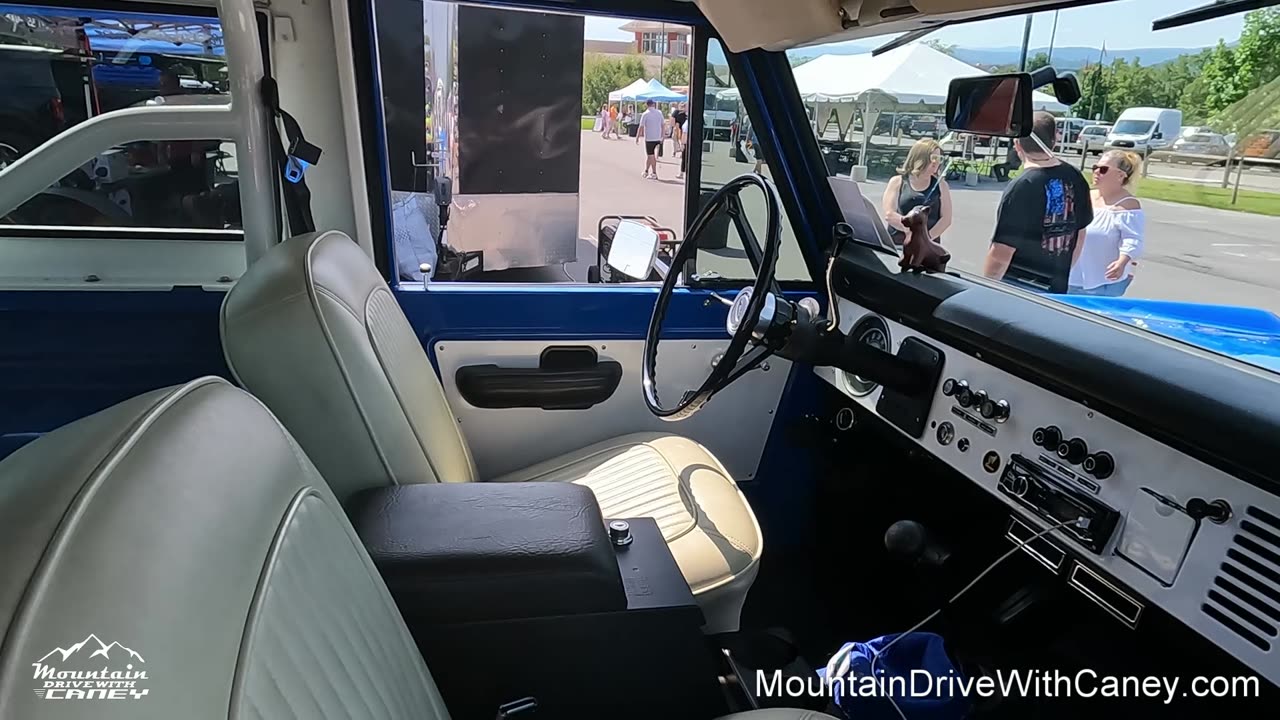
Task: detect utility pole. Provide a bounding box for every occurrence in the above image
[659,22,665,81]
[1018,15,1033,71]
[1047,10,1060,64]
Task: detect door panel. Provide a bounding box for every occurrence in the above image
[435,338,791,481]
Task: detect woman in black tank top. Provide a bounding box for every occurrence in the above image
[881,138,953,246]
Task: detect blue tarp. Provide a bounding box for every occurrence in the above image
[634,78,686,102]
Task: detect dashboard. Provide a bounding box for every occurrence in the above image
[815,296,1280,688]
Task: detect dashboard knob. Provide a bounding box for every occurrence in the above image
[1058,437,1089,464]
[1032,425,1061,450]
[955,381,972,407]
[942,378,958,396]
[973,389,989,409]
[1082,451,1114,479]
[980,398,1010,422]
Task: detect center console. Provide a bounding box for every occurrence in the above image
[346,482,729,720]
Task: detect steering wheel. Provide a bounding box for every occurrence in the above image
[643,173,785,420]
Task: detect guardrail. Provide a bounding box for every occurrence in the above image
[1076,140,1280,205]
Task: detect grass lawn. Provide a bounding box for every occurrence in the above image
[1127,176,1280,217]
[1010,167,1280,216]
[581,116,595,130]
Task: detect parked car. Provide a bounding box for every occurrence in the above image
[1078,124,1111,155]
[1054,117,1089,152]
[1171,132,1230,163]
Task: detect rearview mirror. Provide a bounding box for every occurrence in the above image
[945,74,1032,138]
[607,221,660,280]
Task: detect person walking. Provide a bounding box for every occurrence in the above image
[1068,150,1145,296]
[982,111,1093,294]
[608,105,620,139]
[881,138,952,247]
[636,99,665,179]
[671,102,688,156]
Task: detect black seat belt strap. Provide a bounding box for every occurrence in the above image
[260,77,321,236]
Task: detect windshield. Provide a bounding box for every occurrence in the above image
[1113,119,1155,134]
[783,2,1280,375]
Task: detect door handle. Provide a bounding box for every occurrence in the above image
[455,346,622,410]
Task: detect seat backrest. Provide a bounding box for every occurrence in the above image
[220,230,477,501]
[0,377,451,720]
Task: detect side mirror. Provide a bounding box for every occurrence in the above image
[945,74,1033,138]
[607,221,660,281]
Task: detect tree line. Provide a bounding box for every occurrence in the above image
[582,53,690,113]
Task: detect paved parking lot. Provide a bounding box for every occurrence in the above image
[568,130,1280,316]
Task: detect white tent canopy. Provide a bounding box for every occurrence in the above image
[720,43,1068,113]
[609,78,651,102]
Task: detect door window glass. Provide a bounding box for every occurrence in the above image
[374,1,692,284]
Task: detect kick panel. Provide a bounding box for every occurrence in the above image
[814,299,1280,689]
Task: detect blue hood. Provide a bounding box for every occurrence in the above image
[1049,295,1280,373]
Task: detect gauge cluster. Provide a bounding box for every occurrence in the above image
[814,303,1280,689]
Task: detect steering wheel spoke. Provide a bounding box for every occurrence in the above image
[720,343,775,388]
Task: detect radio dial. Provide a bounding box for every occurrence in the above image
[1008,472,1029,497]
[1058,437,1089,465]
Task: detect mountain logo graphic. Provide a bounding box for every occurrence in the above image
[37,635,145,664]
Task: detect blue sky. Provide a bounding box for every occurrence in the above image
[584,0,1245,50]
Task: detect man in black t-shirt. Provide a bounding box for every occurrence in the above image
[982,111,1093,293]
[671,103,688,155]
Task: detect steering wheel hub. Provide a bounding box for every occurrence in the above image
[726,287,776,340]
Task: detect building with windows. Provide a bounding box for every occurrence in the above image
[618,20,689,58]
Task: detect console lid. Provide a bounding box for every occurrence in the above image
[348,482,627,623]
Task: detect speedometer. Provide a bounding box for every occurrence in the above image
[843,315,891,396]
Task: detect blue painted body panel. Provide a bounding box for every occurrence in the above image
[0,288,231,459]
[1049,295,1280,372]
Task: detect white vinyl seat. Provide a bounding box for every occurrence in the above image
[0,378,831,720]
[219,230,763,633]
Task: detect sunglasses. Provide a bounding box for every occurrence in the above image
[1094,165,1126,176]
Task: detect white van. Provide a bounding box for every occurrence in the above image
[1106,107,1182,153]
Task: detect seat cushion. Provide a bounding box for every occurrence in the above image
[490,433,763,600]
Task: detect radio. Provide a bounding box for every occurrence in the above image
[997,455,1119,553]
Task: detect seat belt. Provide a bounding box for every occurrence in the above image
[260,77,321,236]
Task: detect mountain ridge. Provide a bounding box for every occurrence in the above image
[790,44,1212,70]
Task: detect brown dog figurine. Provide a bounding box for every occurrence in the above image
[899,205,950,273]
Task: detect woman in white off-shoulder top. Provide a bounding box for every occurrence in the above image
[1069,150,1146,297]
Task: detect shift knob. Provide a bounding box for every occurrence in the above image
[885,520,950,568]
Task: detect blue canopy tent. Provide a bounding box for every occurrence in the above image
[634,79,686,103]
